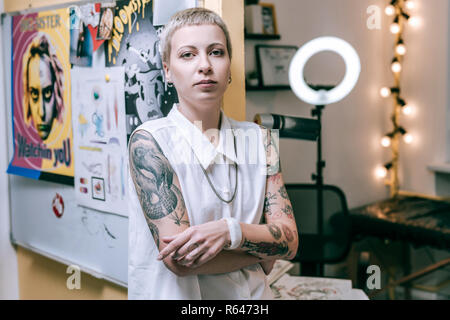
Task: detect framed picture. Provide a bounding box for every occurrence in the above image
[260,3,278,35]
[92,177,105,201]
[255,45,298,88]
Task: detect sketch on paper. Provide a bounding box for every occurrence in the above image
[71,67,128,216]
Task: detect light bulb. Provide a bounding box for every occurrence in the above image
[405,1,415,10]
[390,23,400,34]
[391,61,402,73]
[385,5,396,16]
[403,105,413,115]
[375,166,388,179]
[404,133,414,144]
[396,44,406,55]
[409,16,421,27]
[381,136,392,148]
[380,87,391,98]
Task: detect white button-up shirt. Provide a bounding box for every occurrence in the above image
[128,104,273,300]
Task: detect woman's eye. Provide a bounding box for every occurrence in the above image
[211,49,224,56]
[181,52,194,59]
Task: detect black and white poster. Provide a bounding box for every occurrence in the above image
[105,0,178,141]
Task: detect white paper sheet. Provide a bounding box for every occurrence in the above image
[71,67,128,216]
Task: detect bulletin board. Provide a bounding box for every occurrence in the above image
[2,0,197,287]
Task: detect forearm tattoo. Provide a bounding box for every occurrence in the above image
[242,239,289,257]
[129,131,180,221]
[281,204,295,220]
[263,192,277,215]
[148,221,160,248]
[267,223,282,240]
[278,185,289,200]
[282,224,295,242]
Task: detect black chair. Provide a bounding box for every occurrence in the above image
[285,183,352,277]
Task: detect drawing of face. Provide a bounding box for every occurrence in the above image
[27,55,56,140]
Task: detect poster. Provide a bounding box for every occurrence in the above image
[71,67,128,217]
[105,0,178,141]
[8,8,74,185]
[69,3,107,67]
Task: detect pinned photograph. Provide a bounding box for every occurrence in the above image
[97,7,114,40]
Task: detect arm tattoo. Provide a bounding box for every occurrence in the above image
[168,185,189,226]
[242,239,289,257]
[281,203,295,220]
[148,221,160,248]
[263,192,277,215]
[267,223,282,240]
[130,131,178,220]
[278,185,289,200]
[282,224,295,242]
[265,129,281,176]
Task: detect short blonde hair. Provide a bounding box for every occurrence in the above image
[159,7,232,64]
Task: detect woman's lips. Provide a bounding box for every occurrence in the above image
[195,80,217,88]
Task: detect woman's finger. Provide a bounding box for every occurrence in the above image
[190,241,223,268]
[161,235,177,243]
[157,231,191,260]
[178,242,205,266]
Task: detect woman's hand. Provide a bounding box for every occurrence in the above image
[157,219,230,268]
[260,259,276,275]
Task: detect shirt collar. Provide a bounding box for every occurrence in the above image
[167,104,237,169]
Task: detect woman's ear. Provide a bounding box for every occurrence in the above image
[163,62,171,83]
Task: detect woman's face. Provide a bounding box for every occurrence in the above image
[164,24,231,106]
[28,55,56,140]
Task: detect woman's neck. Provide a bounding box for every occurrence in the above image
[177,99,222,147]
[177,99,222,132]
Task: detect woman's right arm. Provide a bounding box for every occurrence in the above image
[129,130,191,276]
[129,129,262,276]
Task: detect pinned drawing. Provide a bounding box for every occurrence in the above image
[71,67,128,216]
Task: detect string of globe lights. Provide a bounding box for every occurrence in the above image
[376,0,420,198]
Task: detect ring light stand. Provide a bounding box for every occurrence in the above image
[289,37,361,276]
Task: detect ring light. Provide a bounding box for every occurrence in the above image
[289,37,361,105]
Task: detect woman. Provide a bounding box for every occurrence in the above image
[128,7,298,300]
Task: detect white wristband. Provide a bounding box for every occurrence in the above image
[222,217,242,250]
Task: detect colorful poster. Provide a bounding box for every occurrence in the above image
[71,67,128,216]
[69,3,106,67]
[8,8,74,185]
[105,0,178,141]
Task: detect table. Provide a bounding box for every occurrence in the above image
[349,195,450,298]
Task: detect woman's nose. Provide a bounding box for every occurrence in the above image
[198,53,212,74]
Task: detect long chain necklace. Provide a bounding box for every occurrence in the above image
[194,129,238,204]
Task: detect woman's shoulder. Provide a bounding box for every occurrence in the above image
[134,116,176,135]
[228,117,263,132]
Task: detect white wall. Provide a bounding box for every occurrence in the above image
[397,0,449,195]
[246,0,392,208]
[244,0,450,293]
[0,0,20,299]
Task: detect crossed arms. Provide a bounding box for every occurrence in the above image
[128,128,298,277]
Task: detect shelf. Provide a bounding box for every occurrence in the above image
[245,33,281,40]
[428,163,450,174]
